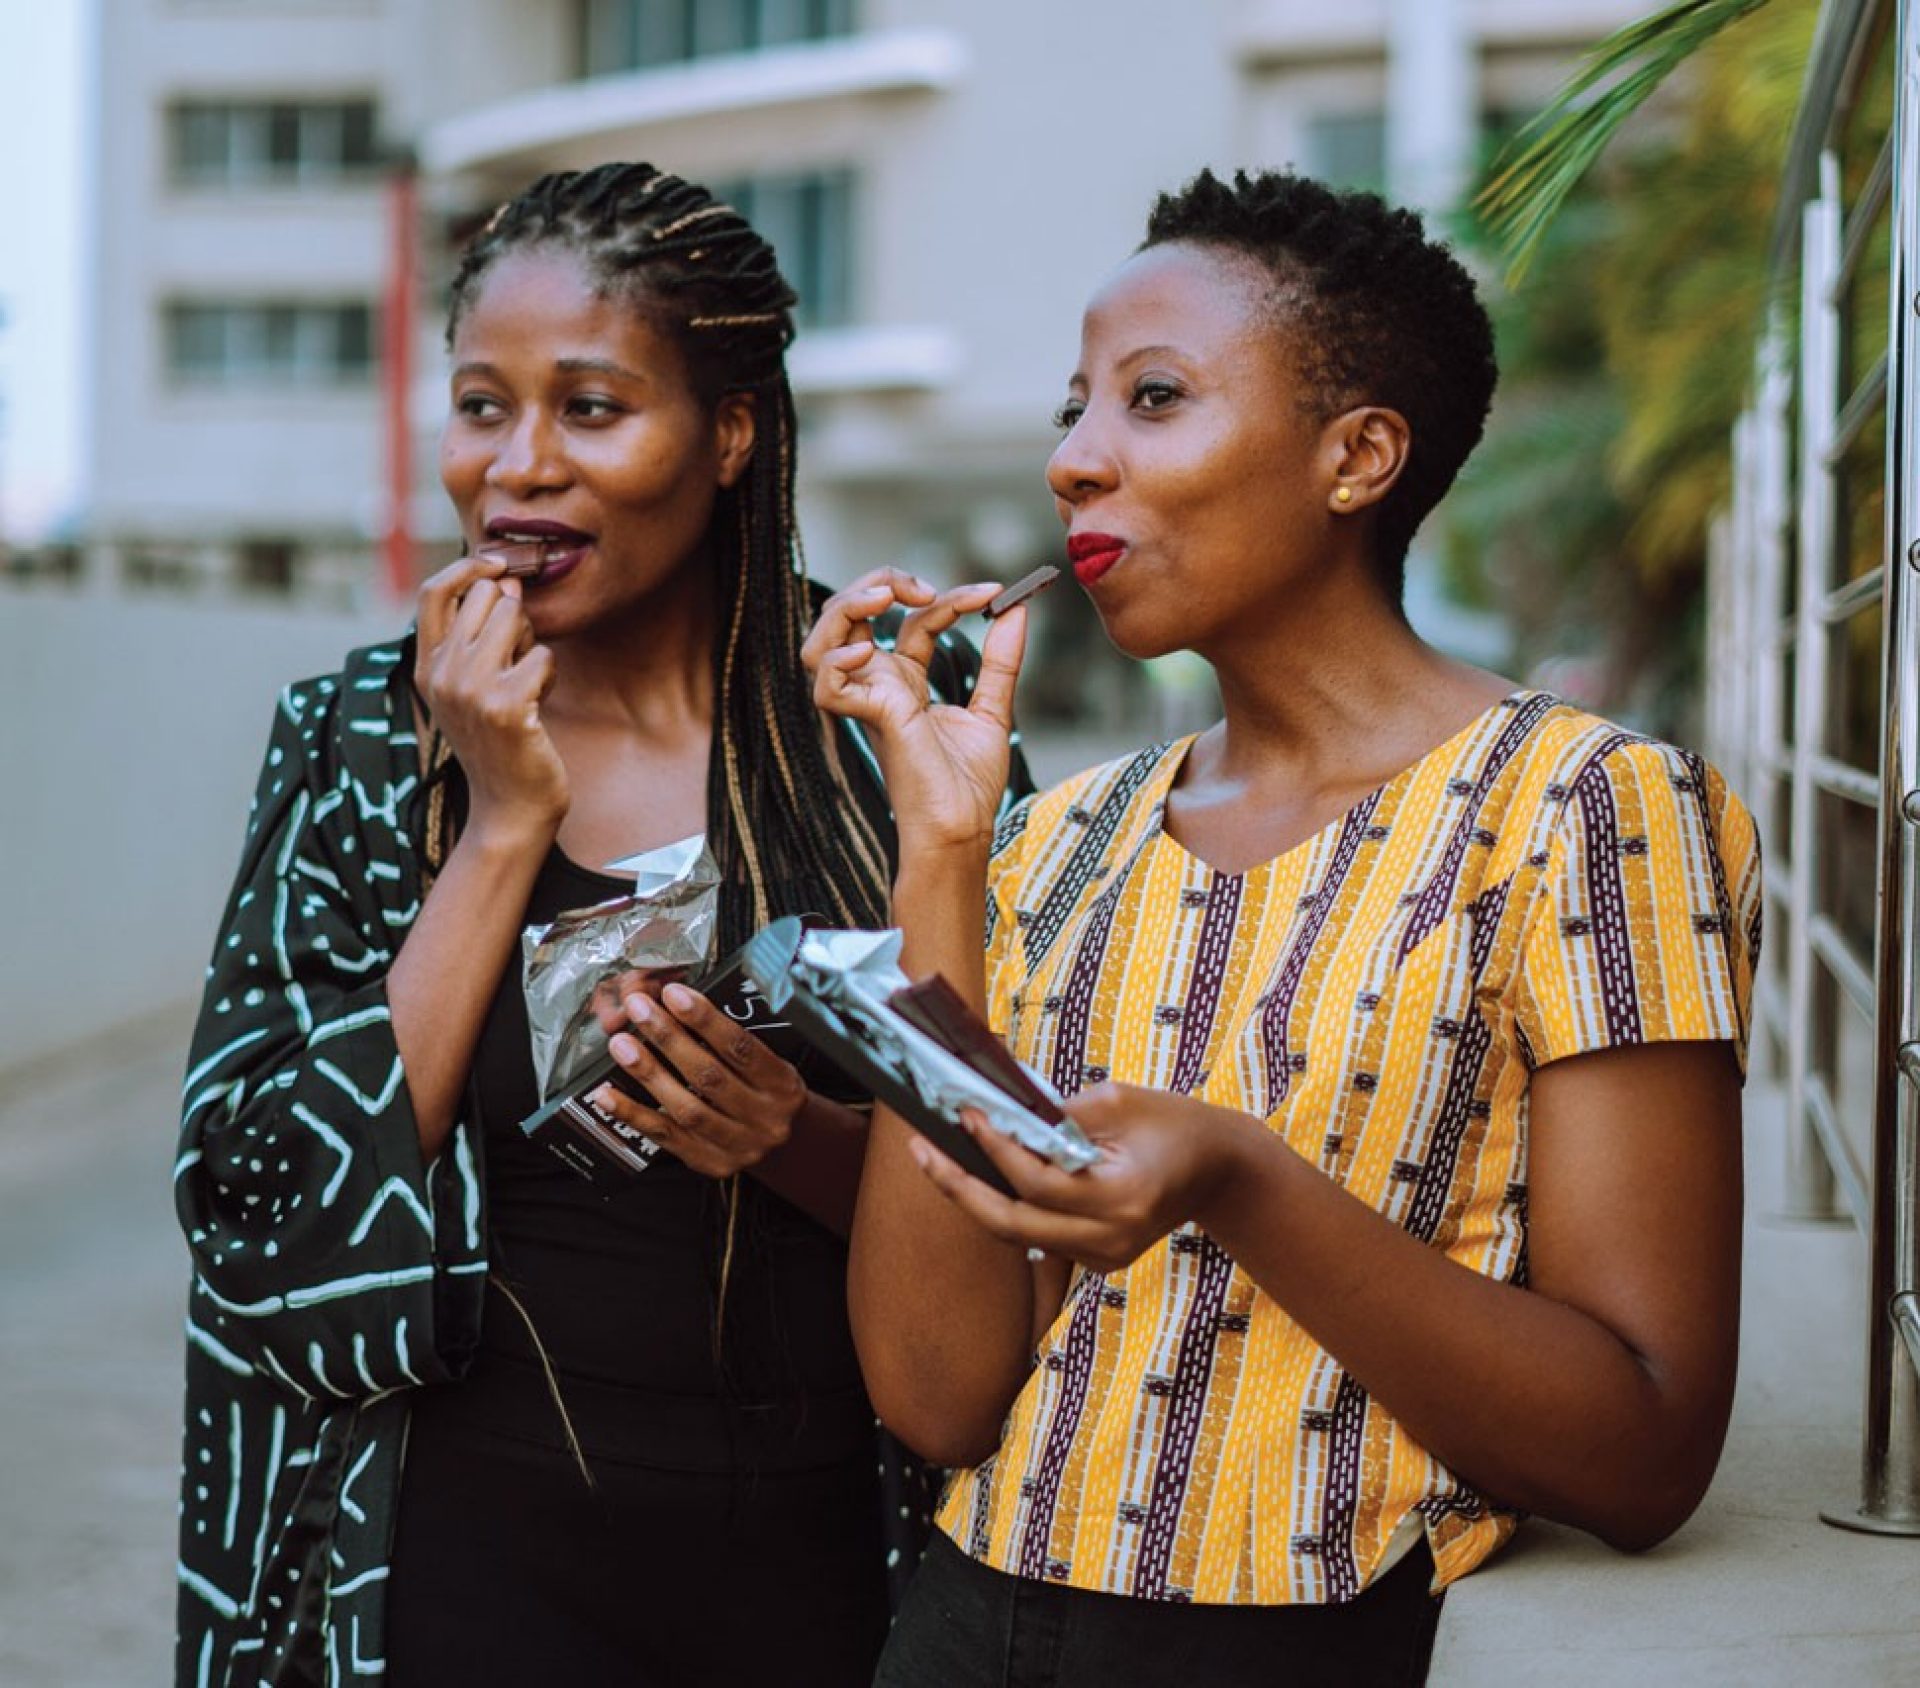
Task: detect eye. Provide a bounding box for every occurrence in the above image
[567,394,626,422]
[1132,378,1183,413]
[1051,398,1085,431]
[454,391,505,421]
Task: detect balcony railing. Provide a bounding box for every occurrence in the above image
[1712,0,1920,1535]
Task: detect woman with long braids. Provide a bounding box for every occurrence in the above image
[808,169,1759,1685]
[171,162,1026,1687]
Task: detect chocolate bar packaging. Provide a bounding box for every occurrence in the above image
[742,920,1098,1195]
[520,900,858,1186]
[520,833,720,1104]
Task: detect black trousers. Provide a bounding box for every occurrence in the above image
[874,1530,1444,1688]
[384,1398,888,1688]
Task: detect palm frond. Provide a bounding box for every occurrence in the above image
[1477,0,1773,284]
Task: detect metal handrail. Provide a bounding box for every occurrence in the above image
[1812,911,1876,1020]
[1807,1069,1874,1221]
[1769,0,1887,270]
[1811,752,1883,806]
[1825,352,1889,464]
[1821,564,1887,621]
[1720,0,1920,1535]
[1835,131,1896,292]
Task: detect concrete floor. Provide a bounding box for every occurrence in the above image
[0,1012,189,1688]
[1431,1081,1920,1685]
[3,1005,1918,1685]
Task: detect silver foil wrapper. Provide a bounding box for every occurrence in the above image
[790,929,1099,1172]
[521,834,720,1100]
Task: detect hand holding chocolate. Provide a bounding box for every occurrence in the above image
[741,920,1098,1195]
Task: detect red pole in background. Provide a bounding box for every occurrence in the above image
[381,161,418,604]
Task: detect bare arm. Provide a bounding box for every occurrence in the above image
[915,1038,1745,1550]
[849,847,1070,1464]
[806,568,1066,1464]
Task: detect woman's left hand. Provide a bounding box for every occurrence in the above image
[594,981,808,1180]
[905,1083,1264,1273]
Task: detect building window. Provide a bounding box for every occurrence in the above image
[580,0,853,75]
[169,99,381,187]
[164,301,377,387]
[236,538,299,593]
[709,170,854,329]
[1304,112,1386,192]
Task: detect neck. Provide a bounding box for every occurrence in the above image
[544,554,721,738]
[1194,551,1496,793]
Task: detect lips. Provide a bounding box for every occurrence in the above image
[1066,531,1127,587]
[481,516,594,586]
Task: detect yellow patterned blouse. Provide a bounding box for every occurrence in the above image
[937,692,1761,1607]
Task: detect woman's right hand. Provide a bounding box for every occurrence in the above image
[802,567,1029,854]
[414,555,568,847]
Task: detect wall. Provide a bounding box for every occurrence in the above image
[0,588,398,1075]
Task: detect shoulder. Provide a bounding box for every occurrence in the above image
[1482,697,1748,841]
[270,638,413,763]
[1497,701,1759,939]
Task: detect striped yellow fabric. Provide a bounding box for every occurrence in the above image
[938,692,1760,1606]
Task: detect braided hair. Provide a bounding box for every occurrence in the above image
[426,162,891,949]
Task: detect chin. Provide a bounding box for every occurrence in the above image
[1094,603,1196,665]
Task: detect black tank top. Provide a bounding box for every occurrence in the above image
[451,847,873,1472]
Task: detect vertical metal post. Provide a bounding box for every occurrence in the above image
[1755,331,1795,1079]
[1785,169,1846,1220]
[1825,0,1920,1536]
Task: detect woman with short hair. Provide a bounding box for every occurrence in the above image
[810,168,1758,1686]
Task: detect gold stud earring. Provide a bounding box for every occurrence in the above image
[1335,486,1354,505]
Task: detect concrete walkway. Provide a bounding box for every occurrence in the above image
[4,1014,1918,1684]
[1431,1081,1920,1684]
[0,1011,191,1688]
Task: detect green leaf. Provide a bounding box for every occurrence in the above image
[1477,0,1773,283]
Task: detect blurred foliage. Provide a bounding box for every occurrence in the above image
[1479,1,1773,286]
[1451,0,1821,733]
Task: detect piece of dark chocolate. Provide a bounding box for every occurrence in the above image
[984,564,1061,618]
[476,540,550,578]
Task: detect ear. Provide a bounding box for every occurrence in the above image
[713,392,758,490]
[1323,406,1411,514]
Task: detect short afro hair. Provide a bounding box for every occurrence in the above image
[1142,168,1497,600]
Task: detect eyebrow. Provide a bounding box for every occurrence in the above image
[556,356,646,383]
[450,357,648,383]
[1065,343,1194,388]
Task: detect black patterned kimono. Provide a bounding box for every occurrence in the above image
[174,628,1030,1687]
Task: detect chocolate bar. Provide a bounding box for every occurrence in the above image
[984,564,1061,619]
[475,540,550,578]
[887,974,1066,1124]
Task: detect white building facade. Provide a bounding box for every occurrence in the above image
[83,0,1645,644]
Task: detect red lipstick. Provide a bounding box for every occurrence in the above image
[1066,531,1127,586]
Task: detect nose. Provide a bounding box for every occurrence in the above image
[1046,411,1117,509]
[486,406,571,499]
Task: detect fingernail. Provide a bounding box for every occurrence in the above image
[663,983,695,1012]
[628,996,653,1024]
[609,1033,640,1065]
[907,1141,931,1172]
